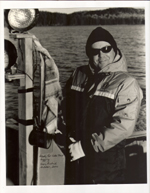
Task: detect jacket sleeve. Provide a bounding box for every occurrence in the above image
[90,77,143,152]
[53,74,74,147]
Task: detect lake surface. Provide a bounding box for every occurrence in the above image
[5,25,146,131]
[30,25,145,88]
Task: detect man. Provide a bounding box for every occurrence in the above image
[56,27,143,184]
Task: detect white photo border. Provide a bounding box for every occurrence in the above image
[0,1,149,193]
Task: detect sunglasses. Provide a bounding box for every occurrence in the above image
[91,46,112,55]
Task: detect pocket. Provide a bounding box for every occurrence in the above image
[117,94,136,106]
[115,94,137,119]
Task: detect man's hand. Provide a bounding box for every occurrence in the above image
[68,141,85,162]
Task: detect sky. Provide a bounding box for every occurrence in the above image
[0,1,145,14]
[39,7,108,14]
[39,6,145,15]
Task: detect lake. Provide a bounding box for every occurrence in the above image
[5,25,146,131]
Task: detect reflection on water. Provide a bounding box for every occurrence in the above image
[5,25,146,131]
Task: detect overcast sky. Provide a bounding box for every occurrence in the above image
[39,7,108,14]
[0,1,145,14]
[39,7,144,14]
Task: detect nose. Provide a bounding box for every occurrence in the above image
[98,50,104,58]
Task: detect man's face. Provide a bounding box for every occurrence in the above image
[90,41,116,71]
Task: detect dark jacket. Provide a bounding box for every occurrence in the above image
[58,50,143,184]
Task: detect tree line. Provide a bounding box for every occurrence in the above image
[4,8,144,27]
[37,8,144,26]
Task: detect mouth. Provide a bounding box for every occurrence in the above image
[98,60,106,63]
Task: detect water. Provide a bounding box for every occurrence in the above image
[30,25,146,89]
[5,25,146,130]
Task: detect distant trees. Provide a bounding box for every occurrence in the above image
[37,8,144,26]
[4,8,145,27]
[65,8,145,26]
[38,11,68,26]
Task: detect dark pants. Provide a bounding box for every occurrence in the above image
[65,140,126,185]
